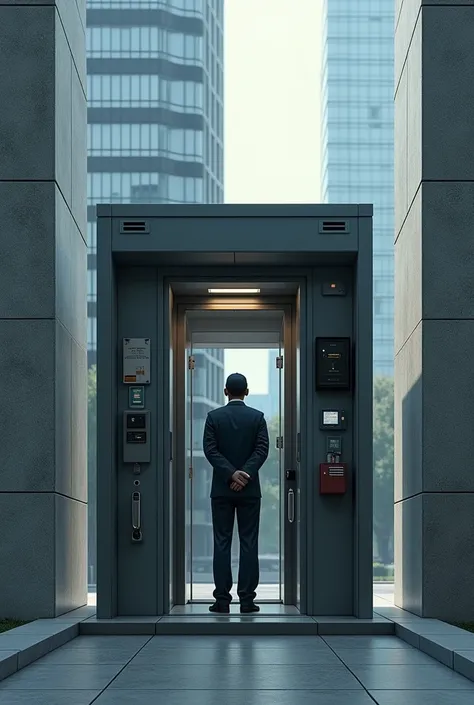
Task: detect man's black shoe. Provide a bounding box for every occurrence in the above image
[209,602,230,614]
[240,603,260,613]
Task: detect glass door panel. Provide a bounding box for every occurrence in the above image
[183,318,286,603]
[246,346,283,602]
[278,327,285,603]
[295,296,301,607]
[184,318,193,602]
[190,346,220,600]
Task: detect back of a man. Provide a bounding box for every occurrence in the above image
[203,373,269,614]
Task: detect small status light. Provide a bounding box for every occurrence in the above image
[330,283,336,288]
[208,288,261,294]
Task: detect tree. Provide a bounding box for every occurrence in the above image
[87,365,97,585]
[373,375,394,566]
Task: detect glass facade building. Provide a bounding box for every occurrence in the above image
[86,0,224,586]
[320,0,394,375]
[86,0,224,366]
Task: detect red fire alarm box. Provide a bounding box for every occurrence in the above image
[320,463,348,494]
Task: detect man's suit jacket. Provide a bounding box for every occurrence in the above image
[203,401,269,499]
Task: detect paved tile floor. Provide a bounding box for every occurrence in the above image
[86,582,397,607]
[1,634,474,704]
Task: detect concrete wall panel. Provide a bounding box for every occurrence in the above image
[422,182,474,320]
[394,65,408,238]
[0,182,55,319]
[394,494,422,615]
[56,0,86,92]
[55,494,87,616]
[394,324,422,503]
[394,189,422,354]
[0,7,55,180]
[395,0,474,621]
[423,493,474,621]
[0,0,87,618]
[422,6,474,180]
[0,320,55,492]
[0,493,55,619]
[54,11,72,207]
[71,63,88,238]
[423,321,474,491]
[71,338,88,503]
[55,188,87,345]
[406,13,422,209]
[55,319,73,497]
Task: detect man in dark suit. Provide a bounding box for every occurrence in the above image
[203,373,269,613]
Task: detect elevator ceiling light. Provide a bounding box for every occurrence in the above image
[208,288,261,294]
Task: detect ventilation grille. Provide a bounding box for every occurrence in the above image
[319,220,349,234]
[120,220,150,234]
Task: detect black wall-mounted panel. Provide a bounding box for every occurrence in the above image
[315,337,351,390]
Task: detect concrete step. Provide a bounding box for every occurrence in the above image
[79,615,395,636]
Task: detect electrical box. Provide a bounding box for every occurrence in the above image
[123,411,150,464]
[315,337,351,390]
[326,436,342,455]
[320,463,348,495]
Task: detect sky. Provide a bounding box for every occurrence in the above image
[224,0,323,204]
[222,0,323,391]
[225,349,268,394]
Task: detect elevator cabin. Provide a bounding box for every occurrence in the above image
[96,204,373,619]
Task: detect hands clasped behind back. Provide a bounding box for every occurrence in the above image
[230,470,250,492]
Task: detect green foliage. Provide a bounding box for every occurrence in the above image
[373,562,394,578]
[373,375,394,566]
[0,619,28,633]
[87,365,97,582]
[453,623,474,634]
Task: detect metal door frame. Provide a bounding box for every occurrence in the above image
[171,296,299,607]
[97,205,373,620]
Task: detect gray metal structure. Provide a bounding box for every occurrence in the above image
[97,204,373,619]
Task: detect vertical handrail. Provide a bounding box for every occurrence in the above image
[288,489,295,523]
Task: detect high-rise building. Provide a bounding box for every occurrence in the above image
[320,0,394,376]
[249,350,281,422]
[86,0,224,366]
[85,0,224,586]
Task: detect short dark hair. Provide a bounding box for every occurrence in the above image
[225,373,248,397]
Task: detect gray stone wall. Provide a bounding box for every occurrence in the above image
[395,0,474,621]
[0,0,87,619]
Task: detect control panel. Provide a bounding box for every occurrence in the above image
[121,337,152,546]
[319,409,349,495]
[320,409,346,431]
[315,337,351,390]
[123,411,150,464]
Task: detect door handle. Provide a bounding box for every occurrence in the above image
[132,491,142,542]
[287,489,295,523]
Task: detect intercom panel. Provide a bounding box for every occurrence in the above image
[320,409,347,431]
[315,337,351,390]
[123,411,150,464]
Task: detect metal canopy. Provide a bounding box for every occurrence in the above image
[100,203,373,267]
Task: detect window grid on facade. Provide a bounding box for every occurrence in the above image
[86,0,224,367]
[321,0,394,376]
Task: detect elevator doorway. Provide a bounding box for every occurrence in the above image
[97,204,374,621]
[172,300,299,607]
